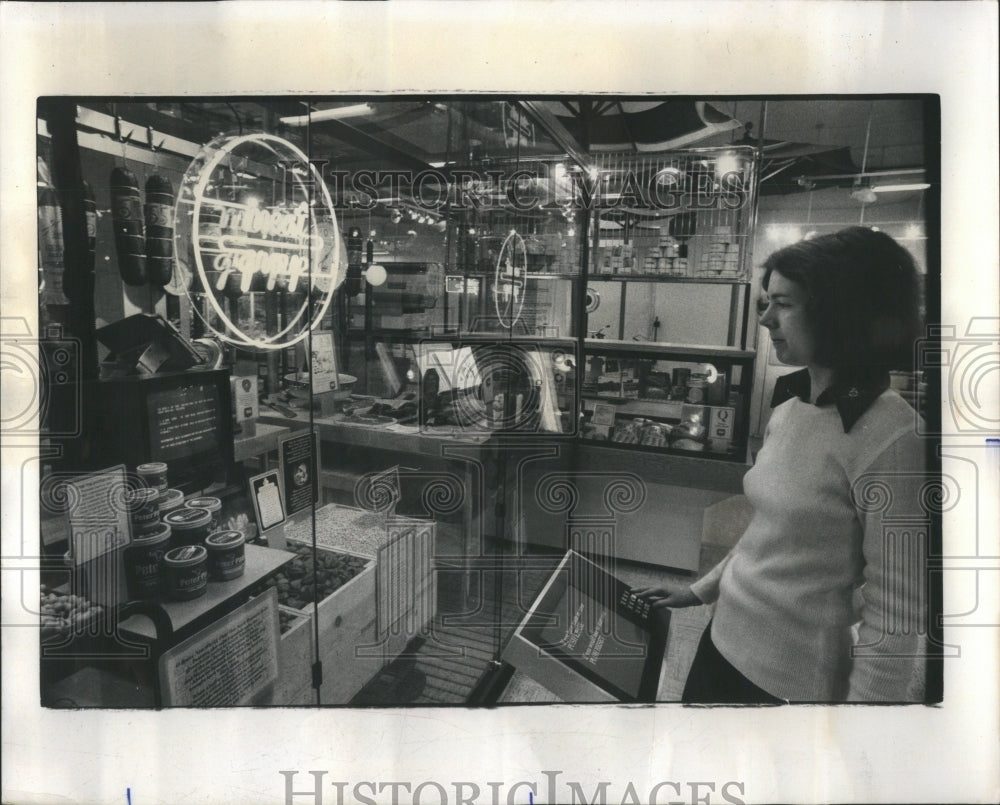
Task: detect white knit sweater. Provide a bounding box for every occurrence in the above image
[690,389,929,702]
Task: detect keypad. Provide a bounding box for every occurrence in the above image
[619,588,651,620]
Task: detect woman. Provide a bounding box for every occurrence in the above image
[635,226,929,703]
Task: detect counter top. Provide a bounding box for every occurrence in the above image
[258,404,492,456]
[584,338,756,360]
[233,421,292,462]
[119,544,294,640]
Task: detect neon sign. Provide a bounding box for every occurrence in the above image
[174,132,345,350]
[493,230,527,329]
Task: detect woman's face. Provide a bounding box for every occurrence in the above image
[758,271,818,367]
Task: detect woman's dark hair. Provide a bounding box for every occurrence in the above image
[761,226,922,373]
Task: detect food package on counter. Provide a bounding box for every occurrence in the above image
[610,421,641,444]
[669,406,708,451]
[639,422,671,448]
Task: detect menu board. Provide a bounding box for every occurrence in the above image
[158,588,280,707]
[279,431,319,516]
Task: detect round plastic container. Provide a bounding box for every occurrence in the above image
[205,529,246,581]
[163,507,212,548]
[185,496,222,533]
[127,487,161,537]
[163,544,208,601]
[157,488,185,517]
[136,462,169,495]
[124,523,171,599]
[686,378,707,404]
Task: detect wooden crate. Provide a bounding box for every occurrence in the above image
[272,605,314,706]
[282,538,381,705]
[277,508,440,702]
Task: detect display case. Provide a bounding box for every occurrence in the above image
[580,339,754,462]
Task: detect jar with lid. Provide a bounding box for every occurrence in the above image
[136,462,168,495]
[124,523,171,599]
[185,496,222,533]
[163,545,209,601]
[163,507,213,548]
[127,487,161,538]
[205,530,246,581]
[157,488,185,518]
[686,377,708,404]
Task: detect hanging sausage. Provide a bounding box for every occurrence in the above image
[37,157,68,304]
[109,166,147,285]
[144,174,175,286]
[83,179,97,272]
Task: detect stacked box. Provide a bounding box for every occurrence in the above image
[697,226,742,278]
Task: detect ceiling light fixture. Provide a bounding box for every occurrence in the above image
[851,184,878,204]
[279,103,375,127]
[871,183,931,193]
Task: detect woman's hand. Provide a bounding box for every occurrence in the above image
[631,582,702,609]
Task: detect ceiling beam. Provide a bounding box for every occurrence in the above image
[515,100,593,172]
[318,118,435,173]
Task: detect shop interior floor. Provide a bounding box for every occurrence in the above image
[350,519,728,706]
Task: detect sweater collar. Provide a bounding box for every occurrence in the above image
[770,368,890,433]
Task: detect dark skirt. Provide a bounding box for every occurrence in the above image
[682,622,784,704]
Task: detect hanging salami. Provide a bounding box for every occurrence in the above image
[83,179,97,272]
[144,173,175,286]
[37,157,68,304]
[109,166,147,285]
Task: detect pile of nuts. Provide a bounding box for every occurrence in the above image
[39,585,103,643]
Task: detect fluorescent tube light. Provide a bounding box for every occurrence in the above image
[872,183,931,193]
[279,103,374,127]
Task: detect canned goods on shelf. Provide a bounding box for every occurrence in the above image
[205,530,246,581]
[124,523,171,599]
[163,544,208,601]
[185,496,222,533]
[136,462,168,494]
[163,507,213,548]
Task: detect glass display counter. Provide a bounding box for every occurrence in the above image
[580,339,755,462]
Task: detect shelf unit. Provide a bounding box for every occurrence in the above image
[579,338,754,463]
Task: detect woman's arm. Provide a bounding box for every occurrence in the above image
[687,551,734,605]
[848,429,930,702]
